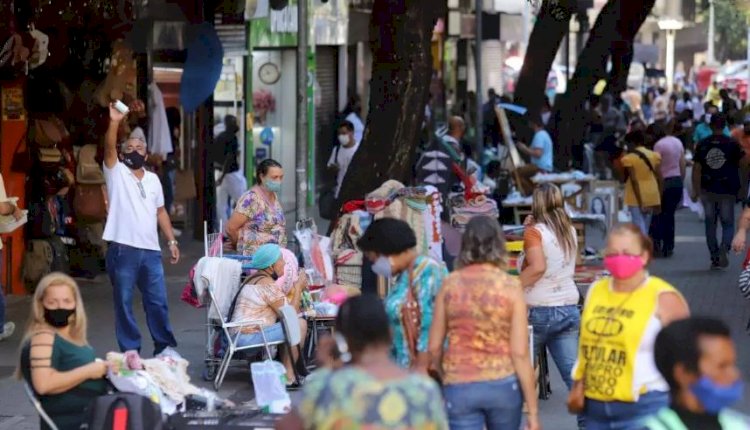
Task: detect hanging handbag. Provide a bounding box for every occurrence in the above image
[35,146,63,171]
[29,118,66,148]
[73,184,108,222]
[175,169,197,201]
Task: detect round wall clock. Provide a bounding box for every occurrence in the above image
[259,62,281,85]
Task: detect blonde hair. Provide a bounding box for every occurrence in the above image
[16,273,88,380]
[22,272,88,345]
[531,183,577,259]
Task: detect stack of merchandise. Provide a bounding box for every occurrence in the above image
[448,193,499,233]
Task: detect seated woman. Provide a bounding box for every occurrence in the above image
[277,295,448,430]
[17,273,109,430]
[226,159,286,256]
[230,244,308,387]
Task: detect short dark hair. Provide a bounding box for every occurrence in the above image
[624,130,645,147]
[338,120,354,132]
[255,158,282,185]
[356,218,416,256]
[710,112,727,131]
[336,295,391,353]
[654,317,731,393]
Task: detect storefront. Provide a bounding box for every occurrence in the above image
[245,0,349,212]
[0,0,217,295]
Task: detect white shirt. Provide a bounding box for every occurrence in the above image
[345,112,364,144]
[327,142,360,198]
[102,161,165,251]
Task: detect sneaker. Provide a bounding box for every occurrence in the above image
[719,250,729,268]
[0,322,15,341]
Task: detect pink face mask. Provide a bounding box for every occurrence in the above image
[603,254,645,280]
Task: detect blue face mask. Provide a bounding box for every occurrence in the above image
[371,256,392,278]
[690,376,744,414]
[264,180,282,194]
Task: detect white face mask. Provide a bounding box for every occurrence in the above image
[338,134,350,146]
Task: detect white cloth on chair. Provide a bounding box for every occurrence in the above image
[193,256,243,320]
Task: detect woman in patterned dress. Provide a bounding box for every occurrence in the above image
[276,295,448,430]
[226,159,287,256]
[356,218,447,371]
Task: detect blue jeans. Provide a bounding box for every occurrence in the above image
[443,375,522,430]
[628,206,652,236]
[235,322,285,348]
[585,391,669,430]
[650,177,684,254]
[529,305,583,428]
[106,242,177,354]
[701,192,736,260]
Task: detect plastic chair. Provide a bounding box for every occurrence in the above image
[22,380,59,430]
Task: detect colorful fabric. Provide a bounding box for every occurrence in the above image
[299,367,448,430]
[235,186,287,256]
[573,276,681,402]
[441,264,519,385]
[385,256,447,368]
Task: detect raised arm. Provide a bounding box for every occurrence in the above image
[104,104,126,169]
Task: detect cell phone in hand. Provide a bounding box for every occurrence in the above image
[113,100,130,115]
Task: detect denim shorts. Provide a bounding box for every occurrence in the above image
[585,391,669,430]
[235,322,286,348]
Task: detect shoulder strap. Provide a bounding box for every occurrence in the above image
[633,148,657,176]
[227,273,268,322]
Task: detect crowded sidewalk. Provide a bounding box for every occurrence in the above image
[0,208,748,429]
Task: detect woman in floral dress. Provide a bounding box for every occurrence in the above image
[226,159,286,256]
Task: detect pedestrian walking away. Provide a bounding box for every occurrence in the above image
[103,100,180,355]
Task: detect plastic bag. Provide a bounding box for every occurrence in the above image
[250,360,291,412]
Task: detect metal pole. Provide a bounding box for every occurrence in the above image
[296,0,309,221]
[708,0,715,65]
[475,0,484,156]
[665,29,675,92]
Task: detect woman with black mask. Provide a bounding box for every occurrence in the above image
[17,273,109,430]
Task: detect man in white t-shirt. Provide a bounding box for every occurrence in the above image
[327,120,360,198]
[104,101,181,355]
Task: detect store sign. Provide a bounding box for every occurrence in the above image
[270,5,298,33]
[250,0,348,47]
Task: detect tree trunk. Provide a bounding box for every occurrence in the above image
[336,0,442,207]
[550,0,655,169]
[607,39,634,96]
[512,0,575,140]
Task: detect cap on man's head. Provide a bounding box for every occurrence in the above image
[249,244,282,270]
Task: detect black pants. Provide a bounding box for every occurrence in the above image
[650,177,684,254]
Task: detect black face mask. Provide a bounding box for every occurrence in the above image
[44,308,75,328]
[122,151,146,170]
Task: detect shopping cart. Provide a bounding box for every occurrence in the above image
[201,221,254,381]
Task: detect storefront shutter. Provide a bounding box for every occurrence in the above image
[315,46,339,186]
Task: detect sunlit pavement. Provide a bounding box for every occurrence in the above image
[1,207,749,429]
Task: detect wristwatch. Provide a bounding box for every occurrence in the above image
[167,240,179,247]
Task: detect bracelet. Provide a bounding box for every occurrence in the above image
[167,240,179,247]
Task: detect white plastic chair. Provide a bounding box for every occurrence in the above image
[210,273,301,389]
[23,380,59,430]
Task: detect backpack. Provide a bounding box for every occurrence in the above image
[77,144,105,184]
[82,393,163,430]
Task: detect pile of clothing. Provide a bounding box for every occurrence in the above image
[448,193,499,232]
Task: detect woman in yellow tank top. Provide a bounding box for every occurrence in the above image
[569,224,689,430]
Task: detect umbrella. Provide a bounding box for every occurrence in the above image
[497,103,527,115]
[180,23,224,113]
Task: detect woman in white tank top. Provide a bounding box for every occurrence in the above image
[519,183,583,429]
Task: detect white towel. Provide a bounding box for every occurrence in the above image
[148,82,173,158]
[194,257,243,320]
